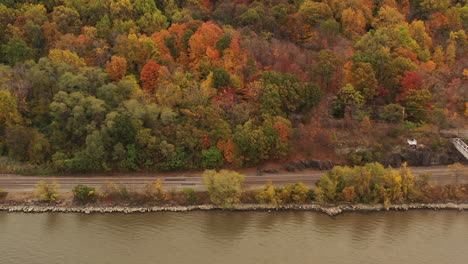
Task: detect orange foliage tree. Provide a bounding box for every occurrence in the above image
[140,61,161,93]
[105,56,128,82]
[188,22,223,69]
[217,138,238,165]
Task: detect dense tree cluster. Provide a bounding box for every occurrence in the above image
[313,163,468,205]
[0,0,466,172]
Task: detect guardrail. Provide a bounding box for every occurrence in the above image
[452,138,468,160]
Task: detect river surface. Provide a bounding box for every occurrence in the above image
[1,210,467,264]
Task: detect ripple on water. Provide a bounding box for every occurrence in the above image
[1,211,467,264]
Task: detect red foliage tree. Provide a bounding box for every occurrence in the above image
[140,61,161,93]
[400,71,422,92]
[202,134,211,148]
[213,86,237,111]
[427,12,448,34]
[274,121,290,142]
[217,138,235,164]
[377,84,390,98]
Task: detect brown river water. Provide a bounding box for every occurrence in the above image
[1,211,467,264]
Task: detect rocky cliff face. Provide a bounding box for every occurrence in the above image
[384,146,467,168]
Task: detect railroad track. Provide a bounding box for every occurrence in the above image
[0,167,465,191]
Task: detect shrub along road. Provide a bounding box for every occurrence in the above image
[0,166,466,192]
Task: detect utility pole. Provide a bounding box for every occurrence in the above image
[402,106,405,122]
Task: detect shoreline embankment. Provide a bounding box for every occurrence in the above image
[1,202,466,216]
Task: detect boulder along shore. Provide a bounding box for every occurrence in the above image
[0,203,467,216]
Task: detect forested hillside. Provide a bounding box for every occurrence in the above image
[0,0,466,173]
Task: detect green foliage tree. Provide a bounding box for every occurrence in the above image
[96,78,137,108]
[72,184,97,203]
[259,84,283,116]
[298,1,333,25]
[333,84,365,118]
[96,14,112,39]
[233,120,268,166]
[312,49,338,90]
[134,0,158,16]
[384,56,417,98]
[400,89,432,122]
[182,187,198,205]
[201,146,224,169]
[379,104,405,122]
[319,19,340,40]
[337,84,365,106]
[4,125,50,163]
[352,63,378,102]
[1,37,33,66]
[260,71,322,115]
[57,72,90,94]
[51,5,82,33]
[212,68,231,89]
[109,0,134,20]
[419,0,451,15]
[216,35,232,53]
[69,130,108,172]
[352,49,391,86]
[113,34,158,74]
[49,91,107,151]
[137,10,169,35]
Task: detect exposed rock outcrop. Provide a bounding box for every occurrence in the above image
[384,147,466,168]
[259,159,337,174]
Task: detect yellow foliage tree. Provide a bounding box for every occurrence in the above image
[290,182,310,204]
[256,180,280,205]
[384,169,403,203]
[48,49,85,68]
[0,90,22,133]
[142,179,168,202]
[203,169,245,208]
[399,163,419,201]
[35,180,60,201]
[341,8,367,37]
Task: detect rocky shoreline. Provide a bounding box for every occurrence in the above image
[0,202,467,216]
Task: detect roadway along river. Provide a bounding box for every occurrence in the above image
[0,166,466,191]
[1,211,467,264]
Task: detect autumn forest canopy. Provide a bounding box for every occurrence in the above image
[0,0,466,173]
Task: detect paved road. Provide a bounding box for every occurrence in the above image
[0,166,466,192]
